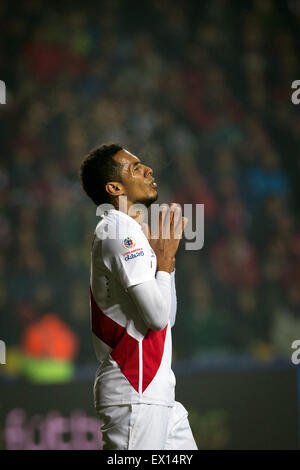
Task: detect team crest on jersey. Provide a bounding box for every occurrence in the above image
[123,236,136,249]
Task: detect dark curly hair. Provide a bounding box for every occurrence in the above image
[79,143,123,205]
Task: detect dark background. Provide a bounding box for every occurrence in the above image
[0,367,298,450]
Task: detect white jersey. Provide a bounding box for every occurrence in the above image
[90,208,176,408]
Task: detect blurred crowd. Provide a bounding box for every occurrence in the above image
[0,0,300,377]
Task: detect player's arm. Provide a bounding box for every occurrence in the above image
[102,206,184,331]
[170,268,177,328]
[128,263,177,331]
[128,271,172,331]
[101,221,172,331]
[141,204,184,329]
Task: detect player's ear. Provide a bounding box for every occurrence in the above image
[105,181,125,197]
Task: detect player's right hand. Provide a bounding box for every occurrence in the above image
[144,203,187,273]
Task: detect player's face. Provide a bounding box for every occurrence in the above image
[113,149,158,207]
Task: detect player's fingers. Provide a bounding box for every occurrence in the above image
[150,208,164,240]
[174,205,182,225]
[161,205,174,240]
[167,203,179,237]
[173,206,183,238]
[182,216,188,231]
[160,205,168,238]
[169,206,175,228]
[141,223,151,240]
[153,209,163,240]
[173,214,187,240]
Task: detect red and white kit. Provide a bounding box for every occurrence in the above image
[89,208,197,450]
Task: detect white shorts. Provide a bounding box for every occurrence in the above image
[96,401,198,450]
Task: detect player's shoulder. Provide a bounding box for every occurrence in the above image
[95,209,144,248]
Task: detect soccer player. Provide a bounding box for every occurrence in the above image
[79,143,197,450]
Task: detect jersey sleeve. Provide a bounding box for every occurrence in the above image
[170,270,177,328]
[128,272,172,331]
[100,222,155,290]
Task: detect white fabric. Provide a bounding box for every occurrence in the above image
[170,270,177,328]
[128,272,172,331]
[96,401,198,450]
[91,208,176,408]
[99,210,156,289]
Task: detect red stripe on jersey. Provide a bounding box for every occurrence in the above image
[142,326,168,393]
[90,287,124,348]
[90,287,139,392]
[90,287,167,394]
[111,333,139,393]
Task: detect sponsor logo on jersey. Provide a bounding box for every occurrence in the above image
[123,237,136,249]
[122,247,143,256]
[124,250,144,261]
